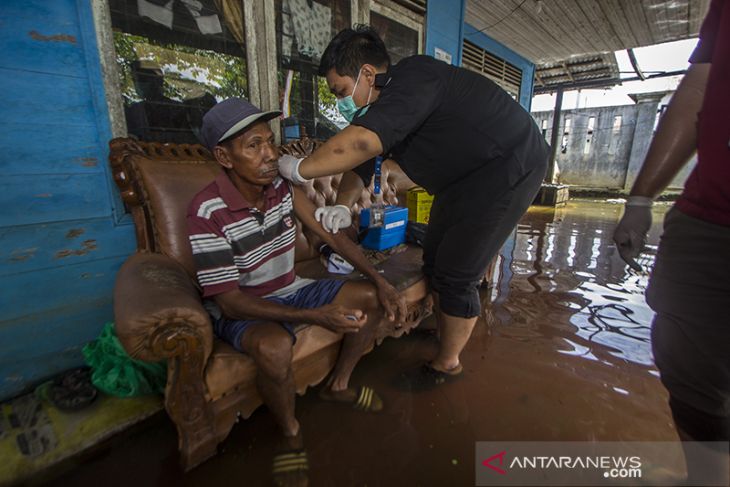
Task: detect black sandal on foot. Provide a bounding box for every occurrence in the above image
[396,362,463,392]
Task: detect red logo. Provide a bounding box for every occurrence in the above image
[283,216,294,228]
[482,451,507,475]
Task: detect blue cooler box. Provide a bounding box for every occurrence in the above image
[359,206,408,250]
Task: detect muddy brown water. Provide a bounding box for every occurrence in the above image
[50,200,681,487]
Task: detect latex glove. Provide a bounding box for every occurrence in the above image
[613,196,653,271]
[315,205,352,234]
[277,154,307,185]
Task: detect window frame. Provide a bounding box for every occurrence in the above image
[369,0,424,55]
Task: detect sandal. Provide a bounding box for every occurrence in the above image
[396,362,463,392]
[272,449,309,487]
[319,385,383,413]
[352,386,383,412]
[48,367,97,411]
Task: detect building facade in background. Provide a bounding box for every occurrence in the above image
[532,91,695,191]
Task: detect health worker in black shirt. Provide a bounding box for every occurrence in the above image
[278,26,549,387]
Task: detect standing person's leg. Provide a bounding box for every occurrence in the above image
[647,207,730,484]
[426,163,545,374]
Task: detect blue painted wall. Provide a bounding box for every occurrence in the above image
[425,0,466,66]
[462,24,535,110]
[0,0,136,400]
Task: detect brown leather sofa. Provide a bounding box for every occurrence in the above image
[108,137,433,470]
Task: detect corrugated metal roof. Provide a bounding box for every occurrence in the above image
[534,52,620,93]
[465,0,710,65]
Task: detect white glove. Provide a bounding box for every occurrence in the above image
[613,196,653,272]
[277,154,307,185]
[314,205,352,234]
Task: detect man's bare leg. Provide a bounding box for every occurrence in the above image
[323,280,382,394]
[240,322,300,444]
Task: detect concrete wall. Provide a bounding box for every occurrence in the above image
[624,93,696,191]
[533,94,696,190]
[0,0,136,400]
[533,105,638,188]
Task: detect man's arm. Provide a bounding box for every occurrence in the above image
[613,62,710,270]
[630,63,710,197]
[214,288,366,333]
[298,125,383,179]
[188,195,365,334]
[291,185,407,322]
[312,170,365,234]
[335,170,366,208]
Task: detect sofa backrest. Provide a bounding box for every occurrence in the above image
[109,137,415,276]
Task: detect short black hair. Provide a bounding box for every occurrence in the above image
[318,25,390,78]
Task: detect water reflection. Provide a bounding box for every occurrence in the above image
[489,200,670,367]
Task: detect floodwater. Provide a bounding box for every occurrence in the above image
[50,199,682,487]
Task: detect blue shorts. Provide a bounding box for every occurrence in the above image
[213,279,346,352]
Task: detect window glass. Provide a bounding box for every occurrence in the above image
[276,0,351,140]
[110,0,248,144]
[370,11,419,64]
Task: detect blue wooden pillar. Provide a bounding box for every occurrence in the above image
[0,0,136,400]
[425,0,467,66]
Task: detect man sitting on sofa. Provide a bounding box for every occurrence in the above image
[186,98,406,485]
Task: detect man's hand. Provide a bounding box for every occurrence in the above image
[311,304,366,334]
[376,281,407,324]
[613,196,653,271]
[277,154,307,184]
[315,205,352,234]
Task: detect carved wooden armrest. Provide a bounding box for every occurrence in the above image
[114,252,213,366]
[279,136,323,158]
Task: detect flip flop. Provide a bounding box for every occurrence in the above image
[396,362,464,392]
[48,367,97,411]
[352,386,383,412]
[319,385,384,413]
[272,449,309,486]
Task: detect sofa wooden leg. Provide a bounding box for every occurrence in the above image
[151,324,218,471]
[177,420,219,471]
[165,358,219,471]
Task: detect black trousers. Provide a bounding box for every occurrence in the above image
[422,156,547,318]
[647,207,730,441]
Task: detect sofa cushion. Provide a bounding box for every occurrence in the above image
[128,144,221,276]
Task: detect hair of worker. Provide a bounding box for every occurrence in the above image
[318,24,391,79]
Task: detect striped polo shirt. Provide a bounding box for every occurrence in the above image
[186,172,311,299]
